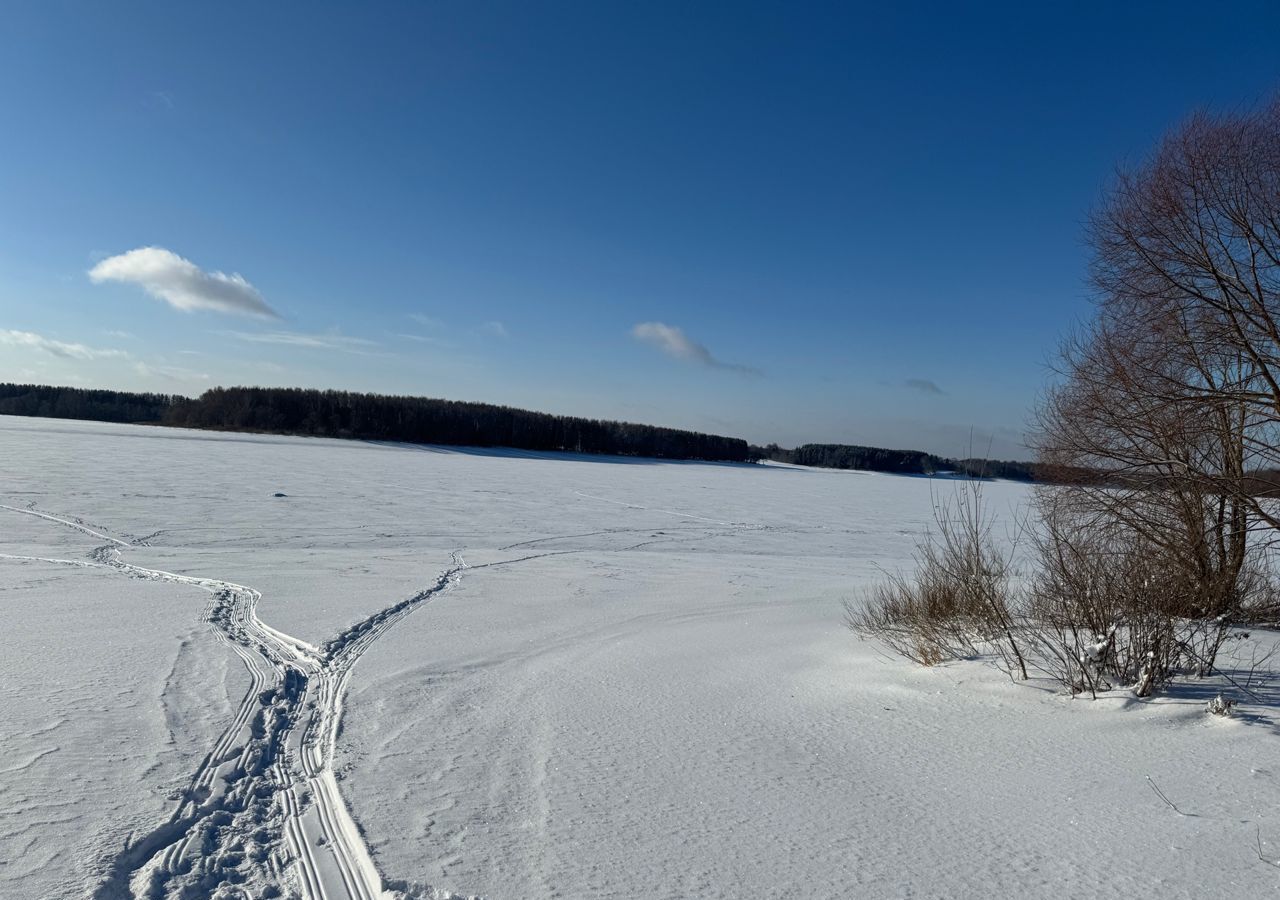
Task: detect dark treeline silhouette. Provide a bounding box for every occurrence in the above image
[169,387,750,460]
[750,443,1043,481]
[950,458,1040,481]
[790,443,941,474]
[0,383,750,462]
[0,383,178,424]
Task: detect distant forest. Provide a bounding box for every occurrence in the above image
[749,443,1040,481]
[0,382,1044,478]
[0,383,750,462]
[0,383,178,424]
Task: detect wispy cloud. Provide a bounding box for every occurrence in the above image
[133,361,210,382]
[480,320,509,339]
[0,329,130,361]
[227,329,378,354]
[89,247,279,319]
[904,377,946,395]
[1,328,219,385]
[395,332,449,346]
[409,313,442,328]
[105,329,135,339]
[631,321,760,375]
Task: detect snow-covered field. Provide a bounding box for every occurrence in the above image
[1,415,1277,899]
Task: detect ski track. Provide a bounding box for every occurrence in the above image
[4,494,731,900]
[0,504,469,900]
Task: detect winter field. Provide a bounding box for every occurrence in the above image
[1,415,1278,900]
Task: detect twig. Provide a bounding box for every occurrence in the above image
[1146,775,1188,816]
[1258,825,1280,869]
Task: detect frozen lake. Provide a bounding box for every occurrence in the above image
[1,416,1276,899]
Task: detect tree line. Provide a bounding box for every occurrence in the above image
[0,383,178,423]
[0,382,1046,477]
[749,442,1040,481]
[0,383,751,462]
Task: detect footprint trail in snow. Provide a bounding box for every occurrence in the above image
[0,503,468,900]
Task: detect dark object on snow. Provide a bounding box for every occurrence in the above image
[273,492,287,498]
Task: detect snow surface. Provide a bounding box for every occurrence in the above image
[1,415,1277,899]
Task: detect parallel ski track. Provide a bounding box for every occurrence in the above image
[0,504,465,900]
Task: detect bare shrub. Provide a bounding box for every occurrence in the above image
[851,474,1277,698]
[1023,499,1183,696]
[846,574,970,666]
[1239,565,1280,627]
[846,480,1027,678]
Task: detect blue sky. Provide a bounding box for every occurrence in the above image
[3,2,1279,457]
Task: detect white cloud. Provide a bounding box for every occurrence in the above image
[89,246,279,319]
[480,320,509,338]
[409,313,442,328]
[632,322,707,361]
[0,329,131,361]
[228,329,378,353]
[631,321,760,375]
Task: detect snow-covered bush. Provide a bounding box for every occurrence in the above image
[1206,692,1236,716]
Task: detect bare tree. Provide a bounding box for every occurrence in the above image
[1024,97,1280,692]
[1031,97,1280,645]
[1073,96,1280,534]
[1034,313,1254,635]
